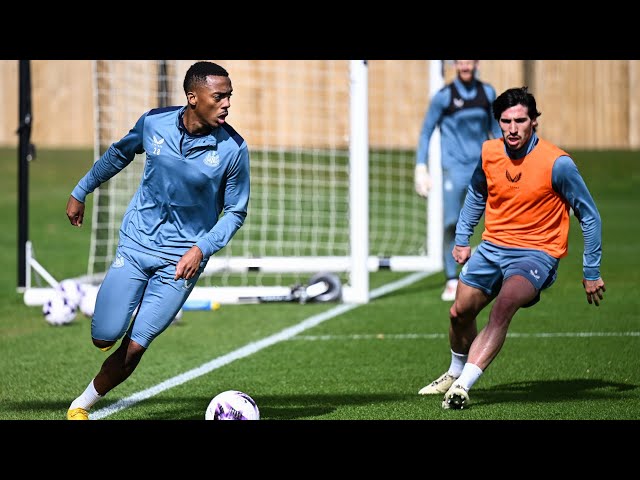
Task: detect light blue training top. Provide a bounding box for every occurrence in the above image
[71,105,250,263]
[416,77,502,178]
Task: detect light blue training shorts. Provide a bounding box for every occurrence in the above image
[92,245,204,348]
[459,240,559,308]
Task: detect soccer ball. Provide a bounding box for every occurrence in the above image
[43,291,77,326]
[205,390,260,420]
[55,279,84,310]
[79,284,100,318]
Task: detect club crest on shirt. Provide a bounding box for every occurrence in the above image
[150,135,165,155]
[204,151,220,167]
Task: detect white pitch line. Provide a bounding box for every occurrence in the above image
[91,273,431,419]
[292,331,640,341]
[90,269,635,420]
[91,303,357,419]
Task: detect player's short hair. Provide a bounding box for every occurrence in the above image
[492,86,541,122]
[183,61,229,94]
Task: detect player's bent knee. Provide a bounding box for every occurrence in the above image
[93,338,116,351]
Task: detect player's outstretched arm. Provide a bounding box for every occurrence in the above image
[582,278,605,306]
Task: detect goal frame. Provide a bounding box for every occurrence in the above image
[21,60,445,307]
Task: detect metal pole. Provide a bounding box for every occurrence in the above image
[17,60,33,292]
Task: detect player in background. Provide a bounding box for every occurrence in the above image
[415,60,502,301]
[418,86,605,407]
[65,61,250,420]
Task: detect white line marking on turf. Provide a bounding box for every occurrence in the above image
[91,304,359,419]
[91,273,432,419]
[91,270,633,419]
[292,331,640,341]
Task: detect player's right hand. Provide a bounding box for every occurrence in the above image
[414,164,432,198]
[452,245,471,265]
[66,195,85,227]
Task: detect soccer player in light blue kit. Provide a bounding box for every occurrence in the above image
[65,62,250,420]
[415,60,502,301]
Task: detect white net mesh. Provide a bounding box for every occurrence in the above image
[89,60,440,293]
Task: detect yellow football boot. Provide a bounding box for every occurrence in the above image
[67,407,89,420]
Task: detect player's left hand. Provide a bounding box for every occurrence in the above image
[583,278,605,306]
[175,246,204,280]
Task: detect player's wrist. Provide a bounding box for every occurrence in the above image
[583,268,600,280]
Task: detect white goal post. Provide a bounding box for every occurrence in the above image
[24,60,445,306]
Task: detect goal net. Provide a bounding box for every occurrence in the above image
[83,60,444,304]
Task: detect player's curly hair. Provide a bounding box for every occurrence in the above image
[183,61,229,94]
[492,86,541,122]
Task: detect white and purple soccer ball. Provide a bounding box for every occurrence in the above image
[55,279,85,310]
[205,390,260,420]
[79,284,100,318]
[42,291,77,326]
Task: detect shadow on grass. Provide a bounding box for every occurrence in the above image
[151,393,398,420]
[4,378,637,420]
[473,378,637,406]
[2,392,400,420]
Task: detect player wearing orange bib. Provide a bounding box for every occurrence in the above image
[481,137,570,258]
[417,86,605,409]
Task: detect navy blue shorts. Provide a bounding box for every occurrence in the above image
[459,241,559,308]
